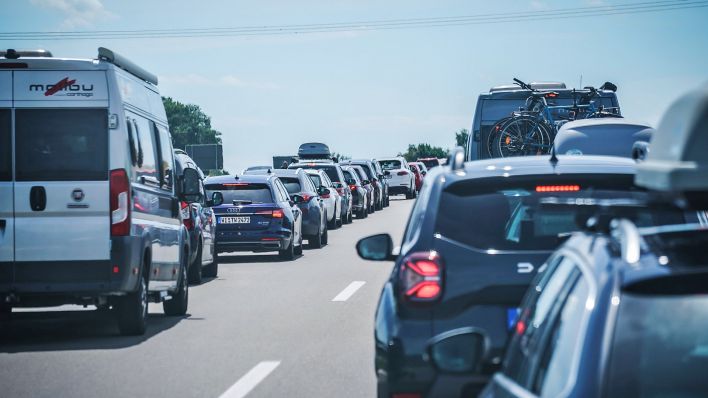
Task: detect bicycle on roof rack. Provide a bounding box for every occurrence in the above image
[487,77,621,158]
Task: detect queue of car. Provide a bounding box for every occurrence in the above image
[357,84,708,397]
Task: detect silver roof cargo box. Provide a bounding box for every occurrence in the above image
[635,84,708,194]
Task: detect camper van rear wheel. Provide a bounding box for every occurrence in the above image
[116,271,148,336]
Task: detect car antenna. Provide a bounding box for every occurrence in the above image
[549,145,559,168]
[234,174,239,180]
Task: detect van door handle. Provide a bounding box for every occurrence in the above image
[30,186,47,211]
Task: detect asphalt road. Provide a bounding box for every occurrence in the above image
[0,197,415,398]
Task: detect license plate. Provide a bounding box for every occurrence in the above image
[219,216,250,224]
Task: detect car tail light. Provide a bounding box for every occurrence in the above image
[110,169,130,236]
[397,171,408,176]
[349,185,357,191]
[272,209,285,218]
[535,185,580,192]
[301,193,313,202]
[180,201,194,230]
[399,251,443,302]
[255,209,285,218]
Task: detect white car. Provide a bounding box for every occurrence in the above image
[303,169,342,229]
[378,157,416,199]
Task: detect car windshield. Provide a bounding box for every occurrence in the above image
[606,292,708,398]
[436,174,688,251]
[205,183,273,203]
[379,160,401,170]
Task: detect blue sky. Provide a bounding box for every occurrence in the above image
[3,0,707,172]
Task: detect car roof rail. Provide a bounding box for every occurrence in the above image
[448,147,465,171]
[1,49,53,59]
[98,47,158,85]
[610,218,642,264]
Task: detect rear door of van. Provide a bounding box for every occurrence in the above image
[12,71,111,284]
[0,72,12,287]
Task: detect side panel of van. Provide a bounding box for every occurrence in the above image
[12,71,111,265]
[0,72,13,287]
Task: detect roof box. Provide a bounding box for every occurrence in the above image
[635,84,708,194]
[554,118,652,158]
[298,142,331,160]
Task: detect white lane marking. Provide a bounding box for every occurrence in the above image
[219,361,281,398]
[332,281,366,302]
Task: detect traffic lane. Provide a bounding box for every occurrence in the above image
[0,198,414,398]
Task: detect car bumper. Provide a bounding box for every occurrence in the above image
[388,186,410,195]
[216,229,291,253]
[0,236,144,305]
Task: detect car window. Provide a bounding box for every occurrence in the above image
[321,173,333,187]
[380,160,401,170]
[606,293,708,398]
[308,174,322,188]
[154,123,174,191]
[503,256,580,386]
[14,108,108,181]
[0,109,10,181]
[435,175,688,251]
[535,275,590,395]
[280,177,302,194]
[481,96,618,123]
[205,182,273,203]
[354,167,368,182]
[133,116,159,186]
[402,176,432,247]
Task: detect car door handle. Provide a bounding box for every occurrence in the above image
[30,186,47,211]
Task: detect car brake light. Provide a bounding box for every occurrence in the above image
[180,201,194,230]
[349,185,357,191]
[397,171,408,176]
[301,193,312,202]
[223,183,249,187]
[110,169,130,236]
[399,251,443,302]
[535,185,580,192]
[272,209,285,218]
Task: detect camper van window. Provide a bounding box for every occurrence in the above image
[154,123,174,190]
[15,109,108,181]
[133,116,159,185]
[0,110,10,181]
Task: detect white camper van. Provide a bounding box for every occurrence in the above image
[0,48,210,335]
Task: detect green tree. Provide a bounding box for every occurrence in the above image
[398,143,449,162]
[162,96,222,150]
[331,152,351,161]
[455,128,469,148]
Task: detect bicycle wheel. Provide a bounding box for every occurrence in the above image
[492,116,553,158]
[486,116,513,158]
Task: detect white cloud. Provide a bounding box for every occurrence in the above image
[30,0,114,29]
[530,0,548,10]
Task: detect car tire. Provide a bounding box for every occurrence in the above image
[321,223,329,245]
[327,206,338,229]
[348,209,353,223]
[116,271,148,336]
[163,256,189,316]
[309,220,323,248]
[279,234,296,261]
[187,242,203,285]
[203,250,218,278]
[294,234,303,255]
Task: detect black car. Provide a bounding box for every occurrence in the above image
[288,161,353,225]
[174,150,217,284]
[356,152,652,398]
[342,165,369,219]
[245,168,328,249]
[205,174,304,261]
[342,159,385,211]
[371,158,391,207]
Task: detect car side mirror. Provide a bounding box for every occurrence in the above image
[206,191,224,207]
[291,194,304,204]
[180,168,202,203]
[384,170,391,176]
[356,233,395,261]
[425,328,489,374]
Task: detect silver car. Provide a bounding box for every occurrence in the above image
[303,169,342,229]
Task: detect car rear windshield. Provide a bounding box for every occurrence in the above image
[298,165,340,183]
[308,174,322,188]
[436,174,687,251]
[606,292,708,397]
[480,95,618,123]
[15,108,108,181]
[419,159,438,169]
[0,109,10,181]
[379,160,401,170]
[205,183,273,204]
[279,177,302,194]
[342,169,356,183]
